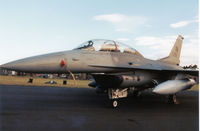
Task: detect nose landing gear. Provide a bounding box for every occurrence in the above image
[108,88,128,108]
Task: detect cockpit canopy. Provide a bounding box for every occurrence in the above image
[74,39,143,57]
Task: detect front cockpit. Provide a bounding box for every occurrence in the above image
[74,39,143,57]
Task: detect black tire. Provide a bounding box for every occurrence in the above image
[112,100,118,108]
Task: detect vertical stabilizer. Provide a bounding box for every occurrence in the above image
[158,35,184,65]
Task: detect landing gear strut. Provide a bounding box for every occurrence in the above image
[167,94,179,104]
[108,88,128,108]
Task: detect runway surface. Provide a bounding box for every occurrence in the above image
[0,85,198,131]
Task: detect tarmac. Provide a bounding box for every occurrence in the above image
[0,85,198,131]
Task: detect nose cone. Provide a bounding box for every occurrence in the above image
[1,59,30,71]
[1,52,66,73]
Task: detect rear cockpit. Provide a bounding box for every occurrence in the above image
[74,39,143,57]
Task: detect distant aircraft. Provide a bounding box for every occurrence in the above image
[1,35,198,107]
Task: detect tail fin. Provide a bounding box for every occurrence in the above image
[158,35,184,65]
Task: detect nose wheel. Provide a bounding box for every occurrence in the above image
[112,100,118,108]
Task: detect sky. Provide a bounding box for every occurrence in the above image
[0,0,199,66]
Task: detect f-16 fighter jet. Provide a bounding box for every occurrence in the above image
[1,35,198,107]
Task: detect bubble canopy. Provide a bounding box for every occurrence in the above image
[74,39,143,57]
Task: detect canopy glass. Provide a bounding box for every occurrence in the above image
[74,39,143,56]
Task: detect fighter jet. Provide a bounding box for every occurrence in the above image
[1,35,198,107]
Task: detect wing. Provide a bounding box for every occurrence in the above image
[89,64,199,76]
[162,69,199,76]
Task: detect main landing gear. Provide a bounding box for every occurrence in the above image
[167,94,179,104]
[108,88,128,108]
